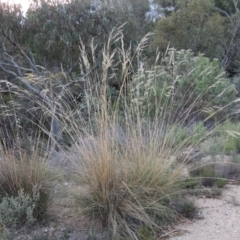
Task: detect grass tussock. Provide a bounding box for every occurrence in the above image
[71,118,190,238]
[0,143,51,223]
[56,28,240,239]
[63,30,202,238]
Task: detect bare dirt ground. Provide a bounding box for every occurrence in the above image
[170,184,240,240]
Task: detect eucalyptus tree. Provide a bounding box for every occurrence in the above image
[152,0,240,74]
[153,0,226,57]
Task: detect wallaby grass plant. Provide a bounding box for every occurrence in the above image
[71,115,194,238]
[58,27,240,239]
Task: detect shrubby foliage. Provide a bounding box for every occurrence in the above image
[205,120,240,154]
[130,49,237,122]
[153,0,226,63]
[152,0,240,74]
[214,0,240,14]
[0,189,38,228]
[0,146,51,225]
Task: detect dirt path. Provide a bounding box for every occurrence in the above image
[170,185,240,240]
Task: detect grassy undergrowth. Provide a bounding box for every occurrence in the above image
[210,120,240,154]
[1,27,240,239]
[58,29,239,239]
[70,118,193,238]
[0,141,52,231]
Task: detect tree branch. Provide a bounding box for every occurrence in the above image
[214,7,232,22]
[1,28,41,75]
[17,76,62,154]
[58,65,97,100]
[0,63,18,77]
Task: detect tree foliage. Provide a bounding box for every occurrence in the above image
[152,0,240,74]
[214,0,240,14]
[0,0,151,77]
[152,0,227,61]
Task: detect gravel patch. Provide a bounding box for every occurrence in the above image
[170,184,240,240]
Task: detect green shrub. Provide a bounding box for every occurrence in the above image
[182,178,199,189]
[189,122,208,145]
[215,179,228,188]
[157,121,207,153]
[201,136,224,156]
[152,0,227,64]
[0,189,39,228]
[130,49,237,122]
[198,165,216,187]
[217,121,240,154]
[204,120,240,155]
[216,158,240,181]
[0,228,14,240]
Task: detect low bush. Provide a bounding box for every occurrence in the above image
[215,120,240,154]
[189,164,228,188]
[130,49,237,122]
[202,120,240,155]
[216,158,240,181]
[0,189,39,228]
[0,144,52,225]
[172,197,197,219]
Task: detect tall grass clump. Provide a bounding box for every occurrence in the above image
[0,142,51,222]
[57,27,238,238]
[0,85,53,228]
[0,135,52,228]
[72,117,188,238]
